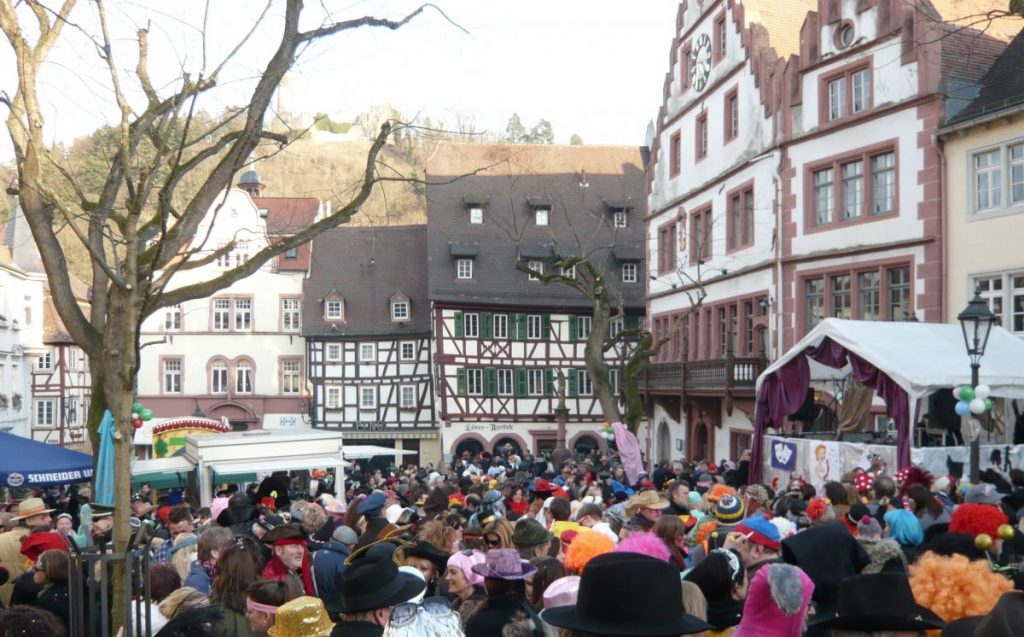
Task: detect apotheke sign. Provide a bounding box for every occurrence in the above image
[463,423,514,432]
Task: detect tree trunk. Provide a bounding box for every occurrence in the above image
[588,287,622,427]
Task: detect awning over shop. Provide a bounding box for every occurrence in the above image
[131,456,197,489]
[209,455,350,482]
[343,445,418,459]
[0,433,93,488]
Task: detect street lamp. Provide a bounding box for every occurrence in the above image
[957,289,998,482]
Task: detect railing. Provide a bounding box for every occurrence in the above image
[644,357,765,392]
[68,528,153,637]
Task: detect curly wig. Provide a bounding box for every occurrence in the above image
[692,517,719,548]
[949,503,1009,538]
[805,498,832,523]
[909,553,1012,629]
[707,483,737,504]
[564,529,614,574]
[615,531,671,562]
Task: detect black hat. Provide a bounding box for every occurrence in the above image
[782,521,869,604]
[91,503,116,518]
[260,524,305,545]
[339,553,426,613]
[398,541,450,572]
[810,572,946,632]
[941,591,1024,637]
[542,553,711,636]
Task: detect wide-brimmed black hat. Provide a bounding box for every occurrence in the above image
[782,521,869,604]
[941,591,1024,637]
[542,553,711,636]
[339,553,426,613]
[397,541,450,572]
[810,572,946,632]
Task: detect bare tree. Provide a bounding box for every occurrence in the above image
[0,0,453,629]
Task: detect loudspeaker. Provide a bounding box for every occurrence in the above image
[788,388,818,422]
[928,390,960,431]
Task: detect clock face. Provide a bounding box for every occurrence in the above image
[690,33,712,92]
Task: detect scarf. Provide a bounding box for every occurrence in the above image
[262,545,314,595]
[198,558,217,582]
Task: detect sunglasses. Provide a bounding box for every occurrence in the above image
[485,535,501,547]
[390,596,451,628]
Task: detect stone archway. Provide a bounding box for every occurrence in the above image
[657,420,672,462]
[691,420,710,462]
[450,432,490,459]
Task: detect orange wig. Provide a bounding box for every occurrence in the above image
[564,529,614,575]
[909,553,1013,634]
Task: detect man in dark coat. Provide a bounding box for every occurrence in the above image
[331,552,425,637]
[355,492,390,549]
[313,525,357,620]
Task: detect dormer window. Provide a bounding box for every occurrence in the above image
[528,260,544,281]
[614,211,628,228]
[457,259,474,280]
[469,206,483,224]
[390,292,410,322]
[535,208,550,226]
[324,292,345,321]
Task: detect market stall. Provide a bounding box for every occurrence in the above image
[0,432,94,488]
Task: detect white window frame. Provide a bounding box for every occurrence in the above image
[464,313,480,338]
[526,369,544,396]
[213,298,231,331]
[535,207,550,226]
[526,314,543,340]
[165,305,182,332]
[233,298,252,331]
[851,68,870,113]
[466,368,484,396]
[235,361,253,394]
[493,314,509,339]
[325,299,344,321]
[163,359,182,394]
[400,384,417,409]
[211,359,229,395]
[359,343,376,362]
[457,258,474,280]
[497,369,514,396]
[578,316,592,339]
[469,206,484,224]
[326,386,342,409]
[971,272,1024,334]
[281,359,301,395]
[325,343,342,362]
[971,141,1024,215]
[828,77,846,121]
[282,298,301,332]
[622,262,638,283]
[610,316,625,339]
[360,386,377,410]
[400,341,416,361]
[35,399,56,428]
[36,349,53,371]
[578,369,593,396]
[614,211,628,228]
[561,264,576,279]
[528,260,544,281]
[391,300,410,321]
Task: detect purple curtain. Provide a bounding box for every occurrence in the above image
[750,337,911,484]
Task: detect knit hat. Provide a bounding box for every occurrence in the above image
[857,515,883,539]
[735,564,814,637]
[736,515,782,551]
[715,494,745,523]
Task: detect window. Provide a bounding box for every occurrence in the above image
[457,258,474,280]
[730,430,753,462]
[888,266,911,321]
[811,146,897,227]
[622,262,638,283]
[527,260,544,281]
[828,77,846,121]
[577,316,592,339]
[742,301,755,355]
[813,167,835,225]
[610,316,625,339]
[36,399,55,427]
[561,264,576,279]
[806,278,825,330]
[464,313,480,338]
[235,360,253,394]
[282,298,300,331]
[836,23,855,49]
[400,385,416,409]
[213,299,231,331]
[609,367,621,397]
[669,131,682,177]
[972,142,1024,214]
[281,359,301,394]
[858,271,881,320]
[469,206,483,224]
[614,211,628,228]
[527,369,545,396]
[234,298,252,331]
[326,386,341,409]
[577,369,593,396]
[714,13,727,62]
[68,401,78,425]
[165,305,182,332]
[832,274,852,319]
[691,207,712,263]
[163,359,182,394]
[400,342,416,361]
[493,314,509,339]
[391,300,409,321]
[718,307,729,355]
[325,299,344,321]
[211,359,228,394]
[725,89,739,142]
[284,247,298,260]
[824,64,871,122]
[802,265,911,329]
[659,222,678,273]
[852,69,870,113]
[527,315,543,340]
[359,343,376,362]
[840,160,864,220]
[727,185,754,249]
[696,112,708,160]
[326,343,342,362]
[360,387,377,410]
[497,369,514,395]
[973,273,1024,333]
[467,369,484,396]
[36,349,52,371]
[535,208,550,226]
[871,152,896,214]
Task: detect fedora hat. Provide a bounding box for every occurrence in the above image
[512,517,553,549]
[941,591,1024,637]
[542,553,711,635]
[11,498,54,521]
[339,553,425,613]
[625,490,670,517]
[810,572,946,632]
[471,548,537,581]
[267,596,334,637]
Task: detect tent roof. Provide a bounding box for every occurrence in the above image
[757,319,1024,399]
[0,433,94,487]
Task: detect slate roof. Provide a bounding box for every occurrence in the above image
[3,198,44,274]
[253,196,319,272]
[302,225,430,337]
[425,143,647,310]
[945,27,1024,125]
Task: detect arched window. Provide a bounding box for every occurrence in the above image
[235,360,253,394]
[210,359,228,395]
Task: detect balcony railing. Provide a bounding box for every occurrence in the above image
[643,357,765,392]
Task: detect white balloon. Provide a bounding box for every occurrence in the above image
[969,398,986,414]
[975,384,991,400]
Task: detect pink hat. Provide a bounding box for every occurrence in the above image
[734,563,814,637]
[542,575,581,609]
[447,549,487,587]
[210,497,230,522]
[324,499,347,515]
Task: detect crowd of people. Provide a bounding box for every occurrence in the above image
[0,446,1023,636]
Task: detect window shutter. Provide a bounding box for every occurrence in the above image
[512,313,526,340]
[542,314,552,340]
[456,368,467,396]
[481,312,493,339]
[515,369,528,396]
[484,367,497,397]
[454,311,464,338]
[568,316,578,341]
[544,368,554,397]
[567,368,578,397]
[625,315,640,331]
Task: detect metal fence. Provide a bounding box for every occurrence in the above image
[67,527,153,637]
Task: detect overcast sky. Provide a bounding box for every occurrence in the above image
[0,1,679,157]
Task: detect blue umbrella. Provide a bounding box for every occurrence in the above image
[0,432,93,488]
[93,409,116,507]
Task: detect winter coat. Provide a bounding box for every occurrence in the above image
[183,559,213,594]
[220,604,257,637]
[311,540,350,620]
[330,620,383,637]
[0,527,30,607]
[36,583,70,627]
[465,594,537,637]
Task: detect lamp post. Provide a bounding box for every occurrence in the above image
[957,290,998,483]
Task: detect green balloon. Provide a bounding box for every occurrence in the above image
[984,398,993,411]
[133,402,144,413]
[140,408,154,421]
[958,386,975,401]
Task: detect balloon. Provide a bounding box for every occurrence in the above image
[985,398,993,411]
[959,386,975,401]
[133,402,144,413]
[955,401,971,417]
[953,387,962,399]
[998,524,1015,540]
[975,384,991,400]
[132,412,140,420]
[976,533,994,551]
[132,420,143,429]
[969,398,986,415]
[140,408,154,421]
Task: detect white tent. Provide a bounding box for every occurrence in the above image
[343,445,418,460]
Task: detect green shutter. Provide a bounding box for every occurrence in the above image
[625,315,640,331]
[542,314,551,340]
[567,368,578,397]
[514,369,528,396]
[568,315,578,341]
[456,368,467,396]
[512,313,526,340]
[484,367,497,397]
[481,312,493,339]
[454,311,464,338]
[544,368,554,396]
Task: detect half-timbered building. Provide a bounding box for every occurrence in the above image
[426,143,646,459]
[302,225,438,467]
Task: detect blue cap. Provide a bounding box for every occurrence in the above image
[736,515,782,549]
[357,491,387,516]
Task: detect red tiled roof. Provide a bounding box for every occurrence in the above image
[252,196,319,273]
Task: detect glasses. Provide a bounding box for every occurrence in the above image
[485,536,501,547]
[390,596,452,628]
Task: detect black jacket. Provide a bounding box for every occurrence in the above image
[330,620,383,637]
[312,541,350,620]
[465,594,538,637]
